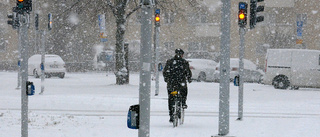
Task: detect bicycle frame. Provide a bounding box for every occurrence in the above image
[170,90,184,127]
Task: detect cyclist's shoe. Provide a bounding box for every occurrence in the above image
[169,116,174,123]
[182,104,188,109]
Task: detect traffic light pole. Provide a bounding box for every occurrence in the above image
[218,0,231,136]
[17,24,22,89]
[19,13,30,137]
[154,21,160,96]
[40,30,46,95]
[139,3,153,137]
[237,27,246,120]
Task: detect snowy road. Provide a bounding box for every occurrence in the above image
[1,72,320,137]
[1,108,320,119]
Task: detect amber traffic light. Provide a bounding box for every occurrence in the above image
[154,9,160,27]
[238,2,247,27]
[155,14,160,22]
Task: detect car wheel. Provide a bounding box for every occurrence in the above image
[45,74,51,78]
[290,86,299,90]
[58,73,65,79]
[33,69,39,78]
[273,75,290,89]
[198,72,206,82]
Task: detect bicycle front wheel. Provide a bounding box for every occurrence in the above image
[173,101,179,127]
[180,107,184,125]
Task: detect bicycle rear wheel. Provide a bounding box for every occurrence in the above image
[180,107,184,125]
[173,101,179,127]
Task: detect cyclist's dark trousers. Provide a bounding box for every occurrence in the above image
[167,83,188,116]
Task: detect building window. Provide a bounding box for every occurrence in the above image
[164,12,175,24]
[200,14,208,23]
[266,13,276,25]
[135,11,141,24]
[187,13,209,25]
[187,13,199,25]
[164,42,174,51]
[0,38,6,52]
[188,42,207,51]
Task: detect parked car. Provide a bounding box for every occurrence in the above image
[213,58,263,83]
[187,59,218,82]
[264,49,320,89]
[28,54,66,78]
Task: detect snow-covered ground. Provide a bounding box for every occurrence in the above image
[0,72,320,137]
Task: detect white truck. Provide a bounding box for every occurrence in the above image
[264,49,320,89]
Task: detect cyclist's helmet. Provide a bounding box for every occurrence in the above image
[175,48,184,55]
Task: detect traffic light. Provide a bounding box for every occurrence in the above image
[48,13,52,30]
[155,9,160,27]
[250,0,264,29]
[238,2,247,28]
[7,12,19,29]
[17,0,24,10]
[16,0,32,13]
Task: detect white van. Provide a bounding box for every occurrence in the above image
[264,49,320,89]
[28,54,66,78]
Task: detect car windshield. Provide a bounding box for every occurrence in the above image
[45,55,64,63]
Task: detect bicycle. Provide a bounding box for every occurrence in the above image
[170,90,185,127]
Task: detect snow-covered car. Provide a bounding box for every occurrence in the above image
[187,59,218,82]
[213,58,263,83]
[28,54,66,78]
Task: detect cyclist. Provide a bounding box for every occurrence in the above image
[163,48,192,122]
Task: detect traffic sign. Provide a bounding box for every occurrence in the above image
[296,39,303,44]
[297,21,303,37]
[239,2,246,10]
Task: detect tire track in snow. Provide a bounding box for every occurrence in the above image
[1,108,320,119]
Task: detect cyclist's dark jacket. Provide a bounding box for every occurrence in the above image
[163,55,192,89]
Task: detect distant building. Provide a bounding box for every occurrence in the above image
[2,0,320,71]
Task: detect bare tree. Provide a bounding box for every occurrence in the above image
[264,26,295,49]
[106,0,199,85]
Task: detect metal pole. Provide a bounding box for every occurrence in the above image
[40,30,46,95]
[20,13,29,137]
[238,27,246,120]
[17,23,22,89]
[34,21,38,53]
[139,5,152,137]
[154,22,160,96]
[218,0,231,136]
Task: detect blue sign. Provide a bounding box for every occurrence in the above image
[40,63,44,71]
[297,21,303,37]
[105,53,113,61]
[100,38,108,42]
[239,2,246,10]
[234,76,239,86]
[155,9,160,14]
[127,104,139,129]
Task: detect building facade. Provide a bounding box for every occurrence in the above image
[1,0,320,71]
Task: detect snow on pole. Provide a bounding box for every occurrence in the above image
[218,0,231,136]
[139,1,154,137]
